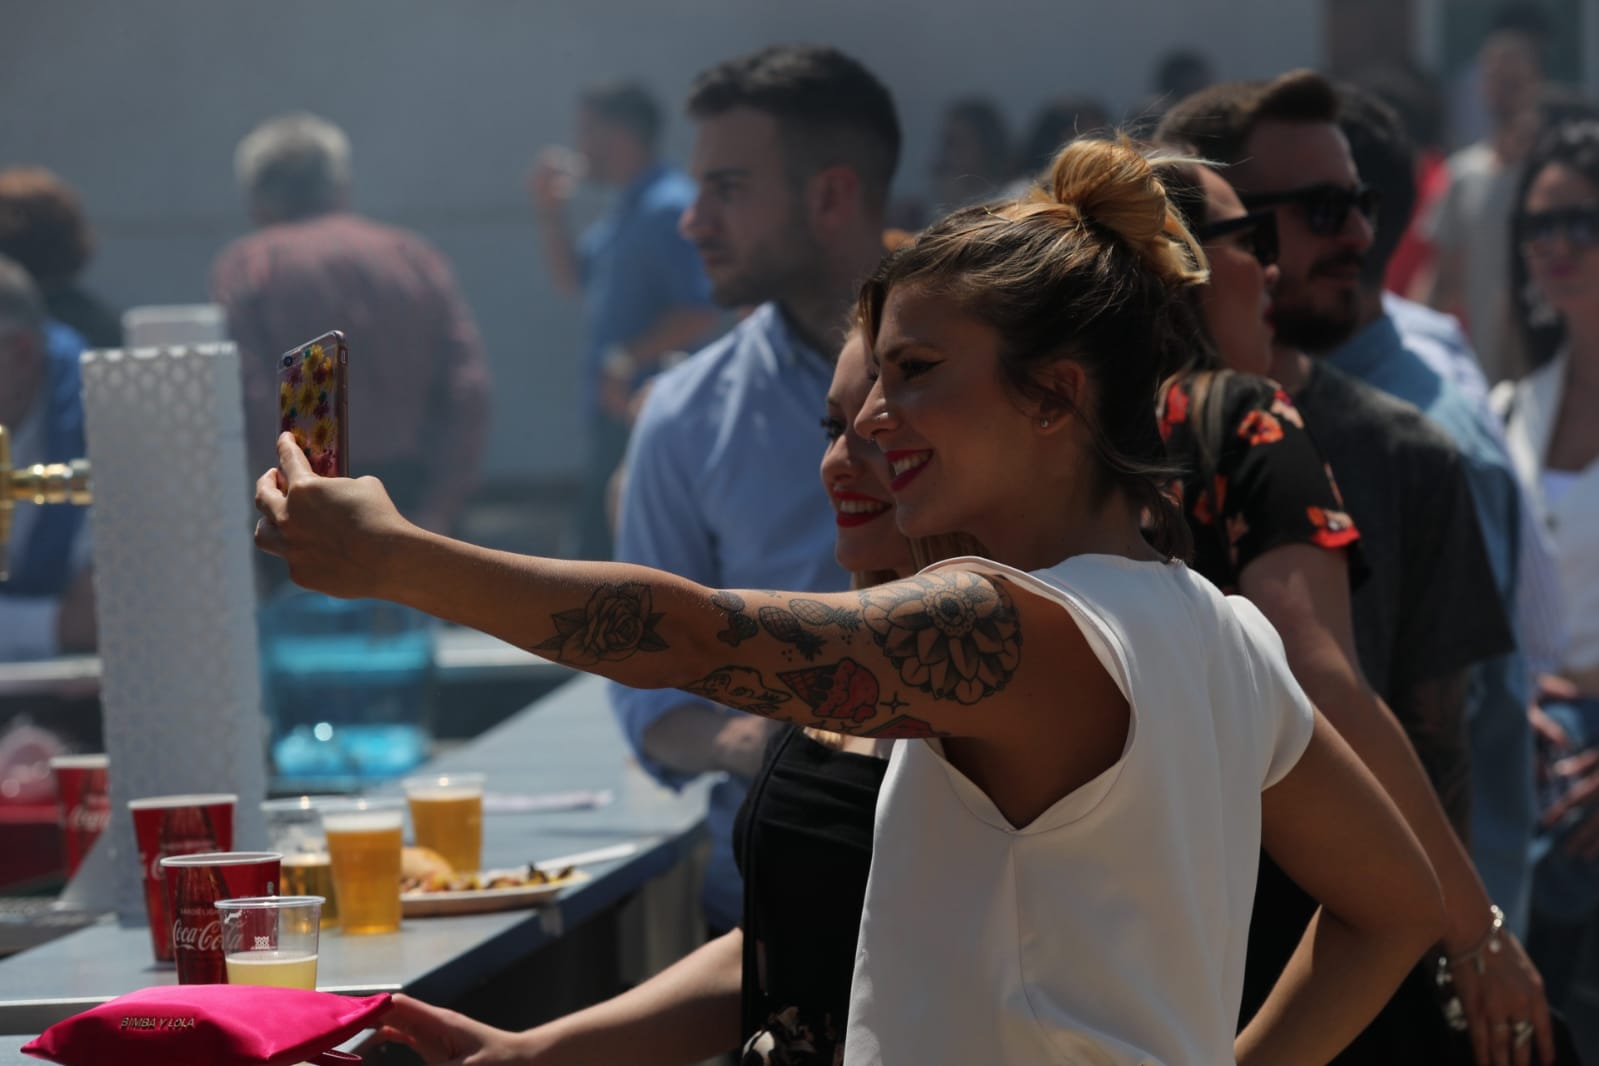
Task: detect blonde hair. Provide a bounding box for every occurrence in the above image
[857,134,1209,559]
[1005,136,1209,290]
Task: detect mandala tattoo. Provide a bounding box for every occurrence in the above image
[684,665,792,715]
[859,572,1021,704]
[710,591,758,647]
[536,582,668,666]
[779,658,881,723]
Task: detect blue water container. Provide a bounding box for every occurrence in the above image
[258,589,436,784]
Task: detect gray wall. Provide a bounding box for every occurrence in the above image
[2,0,1320,479]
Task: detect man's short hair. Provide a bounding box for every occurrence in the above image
[686,45,901,212]
[0,168,93,287]
[234,112,352,222]
[580,81,664,151]
[0,253,46,340]
[1336,84,1415,283]
[1157,69,1341,168]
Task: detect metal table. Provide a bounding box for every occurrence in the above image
[0,672,709,1052]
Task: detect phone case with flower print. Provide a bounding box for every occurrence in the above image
[277,330,348,477]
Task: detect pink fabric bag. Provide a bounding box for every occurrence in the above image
[22,985,390,1066]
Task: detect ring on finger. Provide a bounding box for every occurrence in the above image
[1513,1020,1534,1048]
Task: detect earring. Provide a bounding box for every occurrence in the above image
[1525,280,1560,327]
[1038,417,1051,428]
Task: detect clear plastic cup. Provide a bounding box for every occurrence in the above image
[320,798,404,935]
[215,895,323,989]
[402,772,484,875]
[261,797,339,927]
[159,851,281,983]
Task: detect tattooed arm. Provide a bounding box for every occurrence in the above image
[253,436,1058,740]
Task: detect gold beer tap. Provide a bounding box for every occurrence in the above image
[0,423,92,581]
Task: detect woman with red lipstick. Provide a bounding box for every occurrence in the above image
[368,332,945,1066]
[258,137,1442,1065]
[1157,155,1553,1066]
[733,330,980,1065]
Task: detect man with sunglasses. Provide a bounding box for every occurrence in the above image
[1163,71,1533,1065]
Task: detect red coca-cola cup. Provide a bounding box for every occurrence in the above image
[160,851,281,984]
[128,794,236,962]
[49,755,109,880]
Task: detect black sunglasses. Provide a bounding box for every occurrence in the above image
[1517,206,1599,249]
[1241,183,1380,237]
[1198,210,1279,267]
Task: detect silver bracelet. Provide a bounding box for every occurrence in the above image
[1446,904,1506,975]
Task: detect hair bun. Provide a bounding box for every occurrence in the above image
[1041,136,1209,289]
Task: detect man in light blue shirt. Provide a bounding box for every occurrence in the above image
[1335,84,1548,931]
[531,82,719,560]
[611,47,902,933]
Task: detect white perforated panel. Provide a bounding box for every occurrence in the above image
[76,344,268,921]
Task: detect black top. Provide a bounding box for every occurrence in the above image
[1231,363,1515,1062]
[732,727,887,1058]
[1293,361,1513,702]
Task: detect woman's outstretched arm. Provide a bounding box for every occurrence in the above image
[255,433,1085,742]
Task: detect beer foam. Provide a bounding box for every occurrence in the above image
[282,852,332,866]
[407,787,481,801]
[322,811,403,832]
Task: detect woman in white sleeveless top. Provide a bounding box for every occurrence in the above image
[256,139,1444,1065]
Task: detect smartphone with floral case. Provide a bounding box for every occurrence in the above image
[277,330,348,477]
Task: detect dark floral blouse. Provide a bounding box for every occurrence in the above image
[1159,372,1361,593]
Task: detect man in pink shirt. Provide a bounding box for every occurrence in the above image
[212,112,491,534]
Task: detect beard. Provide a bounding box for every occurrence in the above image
[1270,285,1361,353]
[706,259,799,310]
[700,213,825,311]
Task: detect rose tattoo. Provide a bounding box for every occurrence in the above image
[537,582,669,665]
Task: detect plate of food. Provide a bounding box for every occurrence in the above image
[400,847,587,917]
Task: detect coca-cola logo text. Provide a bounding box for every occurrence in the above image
[170,917,221,954]
[64,804,110,834]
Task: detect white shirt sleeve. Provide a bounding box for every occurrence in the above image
[1228,595,1317,789]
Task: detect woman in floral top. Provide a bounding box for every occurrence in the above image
[1159,372,1357,594]
[1156,155,1551,1064]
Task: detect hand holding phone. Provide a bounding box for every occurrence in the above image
[278,331,348,477]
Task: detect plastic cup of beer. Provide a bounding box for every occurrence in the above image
[402,772,484,874]
[262,797,339,928]
[320,798,404,935]
[216,895,323,989]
